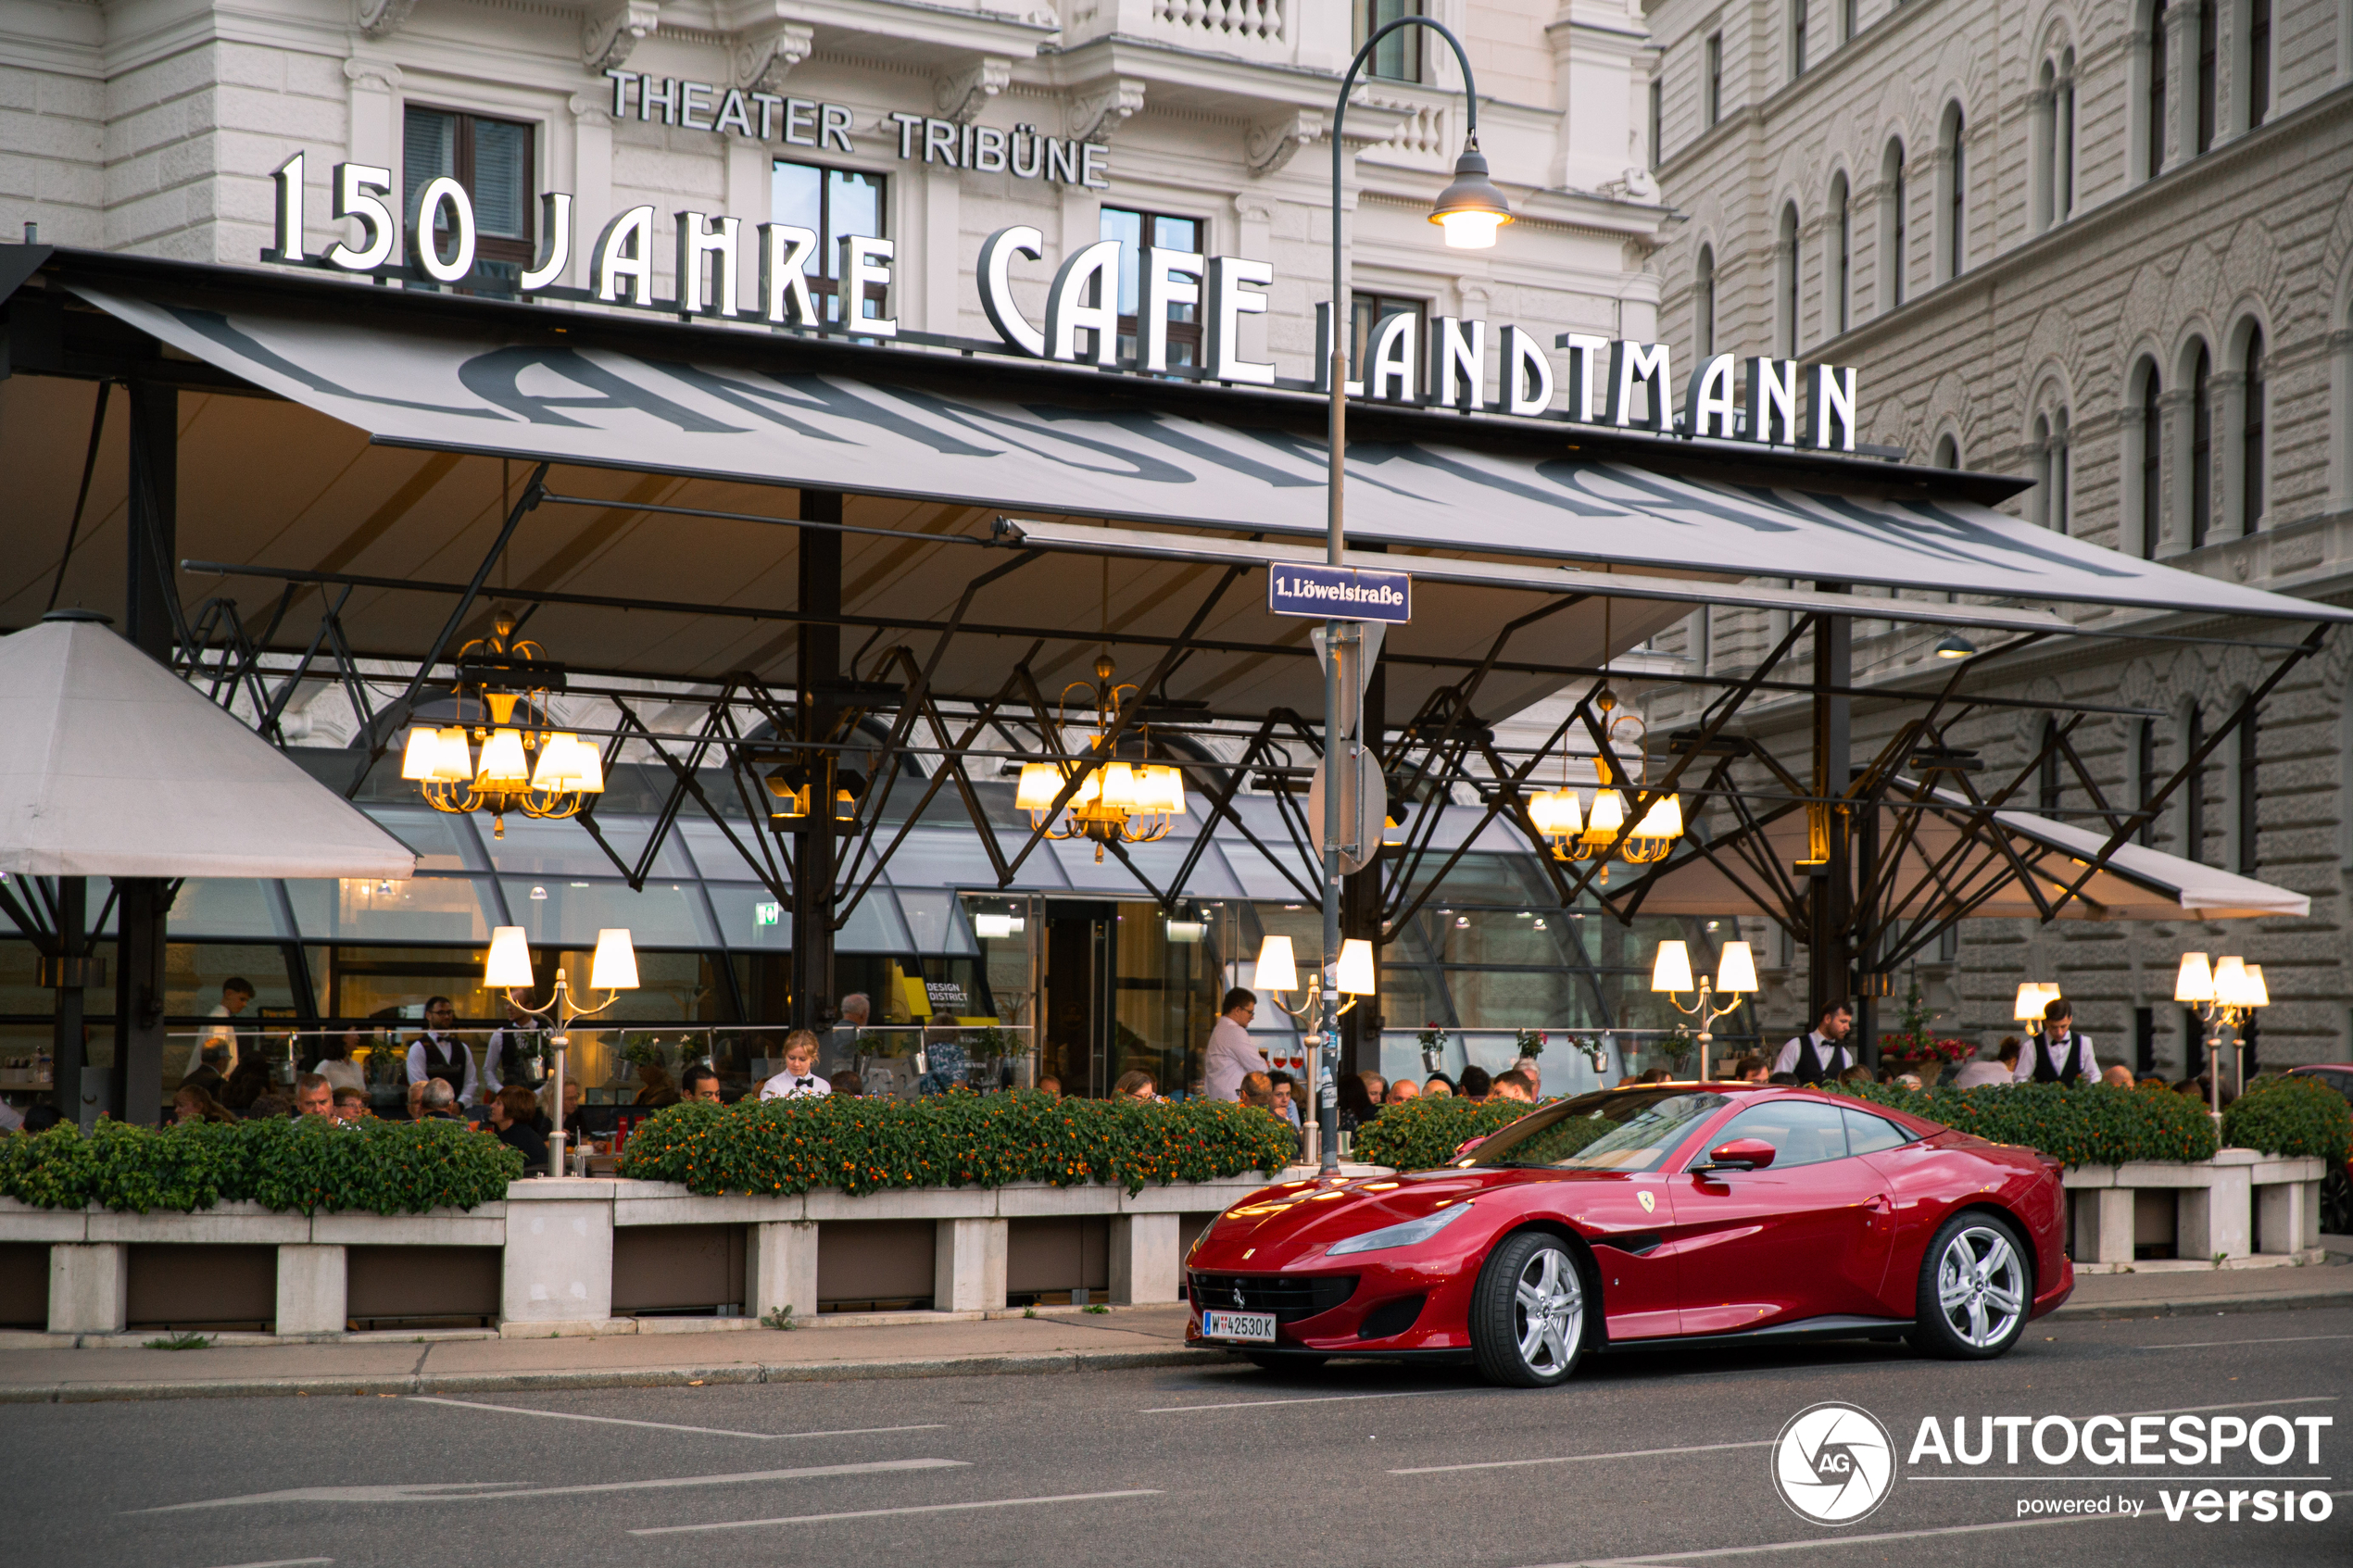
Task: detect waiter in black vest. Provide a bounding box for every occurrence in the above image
[404,995,481,1106]
[2016,996,2098,1084]
[1772,998,1858,1085]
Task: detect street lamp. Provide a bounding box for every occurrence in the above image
[484,925,638,1176]
[1312,14,1510,1176]
[2174,952,2268,1117]
[1255,933,1376,1166]
[1650,938,1757,1083]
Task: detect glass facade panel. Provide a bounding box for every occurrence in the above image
[497,879,711,948]
[371,808,482,873]
[896,889,975,955]
[704,884,790,949]
[167,879,289,939]
[285,875,495,944]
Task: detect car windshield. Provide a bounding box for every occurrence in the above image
[1466,1088,1730,1173]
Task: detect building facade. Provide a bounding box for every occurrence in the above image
[1642,0,2353,1071]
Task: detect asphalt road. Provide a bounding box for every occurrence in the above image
[8,1305,2350,1568]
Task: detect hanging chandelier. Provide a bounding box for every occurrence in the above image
[1014,657,1189,861]
[1525,687,1682,883]
[398,616,607,838]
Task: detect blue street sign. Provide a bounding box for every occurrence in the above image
[1266,562,1413,623]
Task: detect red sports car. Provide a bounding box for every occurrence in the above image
[1186,1084,2073,1387]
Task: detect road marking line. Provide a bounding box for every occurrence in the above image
[1545,1490,2353,1566]
[1143,1389,1477,1414]
[402,1396,942,1442]
[1391,1439,1771,1476]
[141,1460,963,1512]
[200,1560,333,1567]
[2132,1333,2353,1350]
[1909,1474,2330,1482]
[631,1488,1163,1535]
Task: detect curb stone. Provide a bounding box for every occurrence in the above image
[2048,1287,2353,1321]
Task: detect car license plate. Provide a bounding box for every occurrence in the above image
[1202,1310,1277,1343]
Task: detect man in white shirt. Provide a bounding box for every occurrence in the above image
[404,995,481,1105]
[1949,1037,2021,1088]
[1771,999,1858,1085]
[2015,997,2098,1085]
[1202,988,1269,1102]
[183,977,256,1079]
[482,997,549,1094]
[761,1031,832,1100]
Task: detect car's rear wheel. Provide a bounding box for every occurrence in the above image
[2320,1167,2352,1237]
[1244,1352,1326,1372]
[1909,1211,2031,1360]
[1470,1232,1587,1388]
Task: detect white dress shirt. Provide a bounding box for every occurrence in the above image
[1771,1031,1858,1079]
[405,1035,481,1103]
[1948,1058,2015,1088]
[185,1004,243,1079]
[313,1058,366,1093]
[760,1070,832,1100]
[483,1024,546,1091]
[2013,1030,2098,1084]
[1202,1016,1271,1103]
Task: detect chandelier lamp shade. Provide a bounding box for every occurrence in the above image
[2011,982,2060,1022]
[1014,657,1189,861]
[1526,691,1682,880]
[397,618,605,837]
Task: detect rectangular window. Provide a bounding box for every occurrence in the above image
[1841,0,1857,42]
[773,158,888,325]
[403,107,535,286]
[1100,207,1205,368]
[2135,719,2158,846]
[2249,0,2271,125]
[2236,713,2259,873]
[2196,0,2217,153]
[2149,3,2169,178]
[1358,0,1423,83]
[1791,0,1808,80]
[1351,293,1427,379]
[1705,33,1724,127]
[2134,1006,2155,1075]
[1648,80,1663,168]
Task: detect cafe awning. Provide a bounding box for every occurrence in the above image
[0,615,419,880]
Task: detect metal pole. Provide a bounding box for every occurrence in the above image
[791,493,845,1033]
[51,878,87,1126]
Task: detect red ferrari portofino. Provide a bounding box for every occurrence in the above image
[1186,1084,2073,1387]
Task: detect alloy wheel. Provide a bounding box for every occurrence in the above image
[1934,1223,2025,1349]
[1513,1245,1583,1374]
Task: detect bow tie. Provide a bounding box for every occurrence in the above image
[795,1077,814,1087]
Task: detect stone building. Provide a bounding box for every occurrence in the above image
[1639,0,2353,1071]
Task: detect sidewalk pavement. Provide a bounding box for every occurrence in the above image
[3,1259,2346,1407]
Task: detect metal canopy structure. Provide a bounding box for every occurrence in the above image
[2,242,2341,1087]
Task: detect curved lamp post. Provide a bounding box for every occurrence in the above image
[2174,952,2268,1119]
[1650,939,1757,1083]
[485,925,638,1175]
[1313,18,1512,1175]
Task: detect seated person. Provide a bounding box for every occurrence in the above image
[311,1031,368,1093]
[1765,1071,1799,1085]
[1730,1054,1768,1083]
[171,1084,235,1125]
[1838,1063,1873,1085]
[1267,1071,1300,1126]
[181,1042,230,1090]
[633,1062,682,1110]
[331,1085,371,1123]
[760,1031,832,1099]
[2100,1063,2136,1089]
[1424,1073,1456,1098]
[417,1077,466,1122]
[1112,1070,1156,1102]
[1383,1077,1420,1105]
[1639,1067,1674,1085]
[1490,1069,1537,1104]
[536,1076,584,1131]
[292,1073,334,1118]
[1335,1073,1378,1130]
[1457,1065,1494,1102]
[1950,1037,2021,1089]
[828,1068,863,1098]
[680,1063,725,1104]
[218,1056,274,1112]
[489,1085,549,1173]
[1035,1075,1062,1098]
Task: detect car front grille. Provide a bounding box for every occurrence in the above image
[1190,1272,1358,1323]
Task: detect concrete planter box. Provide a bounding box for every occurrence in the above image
[0,1165,1354,1341]
[2062,1150,2326,1273]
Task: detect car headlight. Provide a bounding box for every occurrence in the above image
[1325,1202,1473,1257]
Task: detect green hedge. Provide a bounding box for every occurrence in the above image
[0,1116,522,1215]
[1350,1098,1544,1173]
[1830,1081,2220,1166]
[2224,1076,2353,1165]
[618,1091,1298,1198]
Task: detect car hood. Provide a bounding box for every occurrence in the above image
[1203,1165,1644,1252]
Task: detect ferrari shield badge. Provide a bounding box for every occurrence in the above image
[1637,1190,1656,1214]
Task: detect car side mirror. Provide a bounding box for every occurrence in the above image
[1449,1136,1485,1161]
[1701,1137,1777,1173]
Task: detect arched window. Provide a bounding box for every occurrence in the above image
[2147,0,2171,179]
[2034,412,2053,518]
[2234,705,2259,873]
[2196,0,2218,153]
[2134,717,2159,846]
[2190,341,2214,547]
[1881,139,1906,308]
[1695,245,1717,358]
[2184,704,2208,862]
[2050,408,2071,533]
[1939,103,1967,281]
[2137,360,2164,557]
[2057,49,2076,215]
[2241,324,2266,533]
[1933,432,1960,469]
[2035,61,2058,231]
[1779,203,1801,355]
[1830,173,1851,333]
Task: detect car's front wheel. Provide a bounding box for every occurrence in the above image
[1910,1211,2032,1360]
[1470,1232,1588,1388]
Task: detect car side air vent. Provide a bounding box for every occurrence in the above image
[1595,1232,1663,1257]
[1357,1294,1427,1340]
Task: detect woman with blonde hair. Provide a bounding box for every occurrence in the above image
[760,1028,831,1099]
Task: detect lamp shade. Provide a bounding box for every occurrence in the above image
[2211,955,2255,1008]
[484,925,535,989]
[1650,939,1694,994]
[1098,761,1139,810]
[1585,788,1627,835]
[1715,940,1758,993]
[571,736,605,793]
[1428,145,1513,249]
[476,727,530,786]
[1632,792,1684,839]
[1529,787,1581,837]
[1335,938,1376,996]
[974,912,1014,940]
[589,927,638,991]
[2243,964,2269,1008]
[2012,982,2053,1022]
[400,726,442,782]
[432,726,473,782]
[2173,951,2214,1004]
[1253,934,1299,994]
[1014,761,1063,812]
[529,733,582,792]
